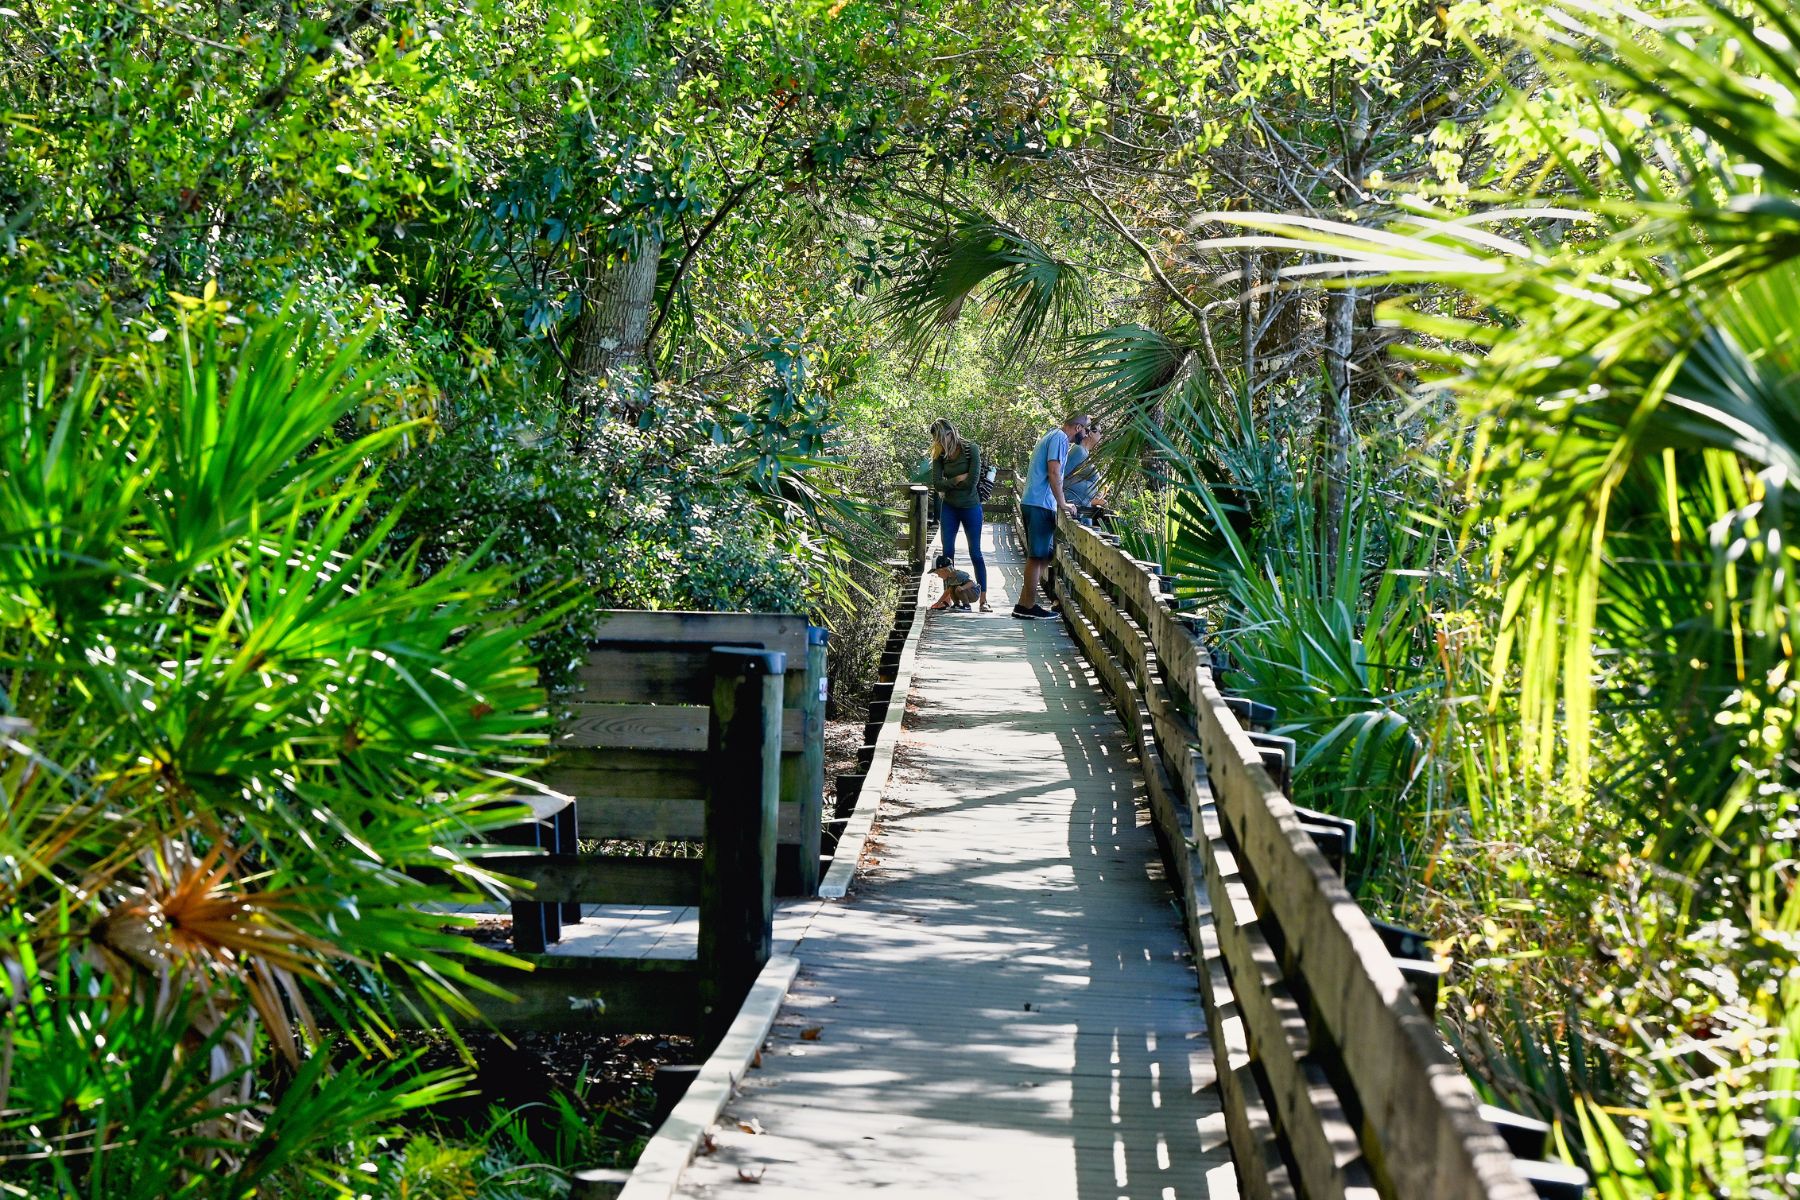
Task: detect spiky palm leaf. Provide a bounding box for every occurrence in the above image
[1,304,552,1192]
[876,218,1089,364]
[1195,0,1800,1184]
[1197,1,1800,801]
[1062,323,1226,493]
[1146,388,1452,891]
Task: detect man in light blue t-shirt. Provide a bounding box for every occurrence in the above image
[1014,413,1091,620]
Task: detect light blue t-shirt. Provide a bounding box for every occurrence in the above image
[1065,443,1098,506]
[1022,427,1070,510]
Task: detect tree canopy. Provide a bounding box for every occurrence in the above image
[4,0,1799,1194]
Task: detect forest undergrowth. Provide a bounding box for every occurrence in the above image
[3,0,1796,1194]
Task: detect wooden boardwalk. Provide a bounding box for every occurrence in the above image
[676,524,1235,1199]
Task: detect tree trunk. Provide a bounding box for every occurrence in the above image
[1320,279,1356,572]
[569,228,661,428]
[1239,248,1259,385]
[1318,84,1371,575]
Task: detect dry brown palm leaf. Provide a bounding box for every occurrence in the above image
[86,841,344,1062]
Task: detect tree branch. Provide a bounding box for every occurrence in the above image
[1078,175,1210,327]
[644,102,793,361]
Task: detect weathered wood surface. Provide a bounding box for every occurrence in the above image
[469,852,703,906]
[1055,517,1532,1200]
[554,703,808,753]
[698,647,783,1044]
[569,613,822,895]
[429,901,819,963]
[621,955,803,1200]
[676,525,1234,1198]
[563,796,804,843]
[587,612,809,662]
[795,630,828,888]
[544,750,709,805]
[1052,538,1294,1200]
[393,914,713,1031]
[439,637,787,1029]
[905,483,930,566]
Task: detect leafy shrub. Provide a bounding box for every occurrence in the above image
[0,303,549,1195]
[374,389,813,689]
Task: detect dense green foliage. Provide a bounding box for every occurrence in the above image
[1152,4,1800,1189]
[2,1,1099,1189]
[0,305,552,1194]
[371,394,813,686]
[5,0,1799,1192]
[860,0,1800,1192]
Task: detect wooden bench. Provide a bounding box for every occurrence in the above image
[489,793,581,953]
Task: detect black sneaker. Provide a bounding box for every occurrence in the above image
[1012,604,1056,620]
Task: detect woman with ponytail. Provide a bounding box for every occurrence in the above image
[927,418,991,612]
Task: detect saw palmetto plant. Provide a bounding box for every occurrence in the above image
[876,217,1090,366]
[1142,386,1460,899]
[1197,0,1800,1188]
[0,303,555,1195]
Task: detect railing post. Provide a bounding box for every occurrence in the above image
[798,625,829,893]
[776,623,828,896]
[498,813,560,954]
[554,800,581,926]
[907,483,930,567]
[700,647,784,1047]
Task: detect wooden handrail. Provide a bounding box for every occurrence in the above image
[1048,514,1535,1200]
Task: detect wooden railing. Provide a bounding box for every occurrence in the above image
[899,482,931,567]
[551,611,827,896]
[1037,511,1563,1200]
[444,644,783,1046]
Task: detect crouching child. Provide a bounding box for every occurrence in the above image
[929,554,982,612]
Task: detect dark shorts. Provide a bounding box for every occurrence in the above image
[1023,504,1057,559]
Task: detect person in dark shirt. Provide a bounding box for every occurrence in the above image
[1065,425,1106,523]
[1065,427,1099,505]
[928,419,991,611]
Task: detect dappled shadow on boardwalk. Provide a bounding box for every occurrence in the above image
[676,529,1228,1199]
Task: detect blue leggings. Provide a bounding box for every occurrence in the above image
[941,503,988,595]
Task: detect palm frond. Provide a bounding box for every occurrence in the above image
[1189,0,1800,792]
[876,219,1088,364]
[1064,323,1226,485]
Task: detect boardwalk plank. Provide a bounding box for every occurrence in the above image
[675,525,1234,1199]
